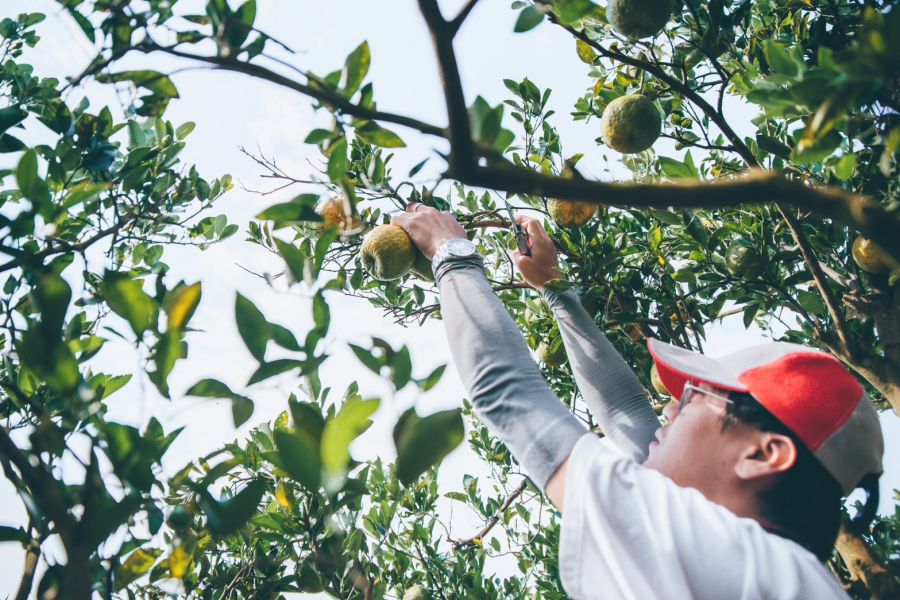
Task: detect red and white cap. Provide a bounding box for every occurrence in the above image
[648,338,883,495]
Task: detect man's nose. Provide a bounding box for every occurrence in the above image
[661,401,679,424]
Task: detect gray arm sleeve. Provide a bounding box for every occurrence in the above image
[435,258,588,490]
[541,287,660,462]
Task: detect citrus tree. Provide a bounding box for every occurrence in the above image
[1,0,898,598]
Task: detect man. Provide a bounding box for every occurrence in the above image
[392,203,884,599]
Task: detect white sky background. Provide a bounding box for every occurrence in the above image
[1,0,898,596]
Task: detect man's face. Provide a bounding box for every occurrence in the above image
[643,384,756,496]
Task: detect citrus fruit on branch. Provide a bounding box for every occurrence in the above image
[548,198,598,227]
[724,241,764,279]
[410,249,435,282]
[852,236,897,275]
[600,94,662,154]
[360,224,416,280]
[402,584,430,600]
[317,196,362,235]
[538,339,567,367]
[608,0,676,39]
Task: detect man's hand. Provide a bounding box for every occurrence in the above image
[508,215,563,290]
[391,203,467,260]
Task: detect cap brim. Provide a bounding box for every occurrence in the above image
[647,338,747,398]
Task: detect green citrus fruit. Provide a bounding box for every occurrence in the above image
[852,236,896,275]
[608,0,676,39]
[360,224,416,280]
[166,506,194,531]
[402,584,430,600]
[410,249,435,282]
[600,95,662,154]
[548,199,597,227]
[538,340,567,367]
[650,364,669,396]
[725,242,764,278]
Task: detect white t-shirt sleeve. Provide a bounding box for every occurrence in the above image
[558,433,848,600]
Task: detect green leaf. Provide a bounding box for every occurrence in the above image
[0,106,27,136]
[555,0,597,23]
[343,41,371,96]
[391,345,412,390]
[327,137,349,182]
[289,398,326,443]
[247,359,303,385]
[320,397,379,476]
[270,323,301,351]
[99,70,180,98]
[417,364,446,391]
[235,293,269,361]
[312,292,330,333]
[232,396,254,427]
[274,430,321,491]
[274,238,306,283]
[102,271,156,339]
[514,6,544,32]
[658,156,694,180]
[16,148,51,212]
[797,290,827,316]
[186,378,236,398]
[355,121,406,148]
[175,121,196,139]
[764,41,800,77]
[185,379,253,427]
[201,479,266,536]
[349,343,383,374]
[257,193,322,228]
[35,272,71,335]
[394,408,465,485]
[833,154,857,181]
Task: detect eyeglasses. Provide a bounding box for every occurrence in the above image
[677,382,734,414]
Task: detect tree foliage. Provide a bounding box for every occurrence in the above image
[0,1,898,598]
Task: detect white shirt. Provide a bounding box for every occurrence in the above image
[559,434,848,600]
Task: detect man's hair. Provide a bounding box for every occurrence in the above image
[722,392,843,560]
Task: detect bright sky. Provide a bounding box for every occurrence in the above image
[1,0,897,596]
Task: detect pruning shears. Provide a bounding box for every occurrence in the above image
[503,200,531,257]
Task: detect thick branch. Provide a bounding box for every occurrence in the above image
[416,0,475,168]
[835,522,898,599]
[448,165,900,261]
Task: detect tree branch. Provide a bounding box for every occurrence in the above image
[452,478,528,549]
[416,0,475,169]
[449,0,481,36]
[144,43,446,138]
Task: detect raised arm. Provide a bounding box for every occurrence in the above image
[509,216,660,462]
[392,206,586,506]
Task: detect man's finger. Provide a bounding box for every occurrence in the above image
[406,202,438,214]
[522,218,551,242]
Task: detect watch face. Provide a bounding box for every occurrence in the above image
[447,238,476,256]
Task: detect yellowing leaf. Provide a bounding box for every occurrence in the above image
[472,537,483,548]
[576,40,596,64]
[166,282,202,331]
[115,548,161,590]
[169,546,191,579]
[275,482,293,510]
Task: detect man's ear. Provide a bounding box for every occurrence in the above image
[734,433,797,482]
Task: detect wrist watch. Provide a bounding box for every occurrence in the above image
[431,237,478,273]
